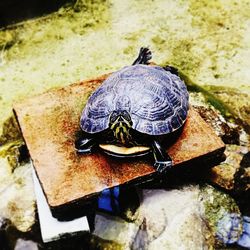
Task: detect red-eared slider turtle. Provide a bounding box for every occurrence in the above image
[75,48,189,173]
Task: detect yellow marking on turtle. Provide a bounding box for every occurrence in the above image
[99,144,150,155]
[111,117,132,145]
[119,128,125,144]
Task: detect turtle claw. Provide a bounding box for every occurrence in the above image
[75,137,96,154]
[75,146,92,154]
[132,47,152,65]
[152,140,172,173]
[154,161,172,173]
[140,47,152,63]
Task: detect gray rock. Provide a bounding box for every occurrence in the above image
[199,185,242,248]
[216,213,243,245]
[93,185,240,249]
[137,187,210,250]
[93,213,138,249]
[132,218,149,250]
[14,239,38,250]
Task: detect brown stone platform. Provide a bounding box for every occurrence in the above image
[13,74,225,218]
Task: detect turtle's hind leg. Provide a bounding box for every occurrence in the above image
[132,47,152,65]
[152,140,172,173]
[75,137,96,154]
[163,65,179,76]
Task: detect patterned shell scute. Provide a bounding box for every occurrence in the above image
[81,64,189,135]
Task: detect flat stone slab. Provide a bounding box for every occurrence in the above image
[14,74,225,218]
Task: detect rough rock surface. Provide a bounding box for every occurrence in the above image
[192,103,250,198]
[209,145,246,190]
[194,106,240,145]
[93,185,241,249]
[0,155,35,232]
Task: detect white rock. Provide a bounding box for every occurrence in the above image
[94,213,138,249]
[93,185,212,250]
[0,158,35,232]
[137,186,209,250]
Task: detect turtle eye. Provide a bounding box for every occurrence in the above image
[109,111,118,123]
[121,110,131,121]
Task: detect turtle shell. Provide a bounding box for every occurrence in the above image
[80,65,189,135]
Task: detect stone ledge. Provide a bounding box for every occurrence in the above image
[13,73,225,219]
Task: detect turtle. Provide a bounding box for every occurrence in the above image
[75,47,189,173]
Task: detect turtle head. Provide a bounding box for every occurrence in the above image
[109,110,133,146]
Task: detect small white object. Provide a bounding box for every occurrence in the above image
[32,168,89,243]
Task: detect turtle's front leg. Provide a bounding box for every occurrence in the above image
[152,140,172,173]
[132,47,152,65]
[75,136,96,154]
